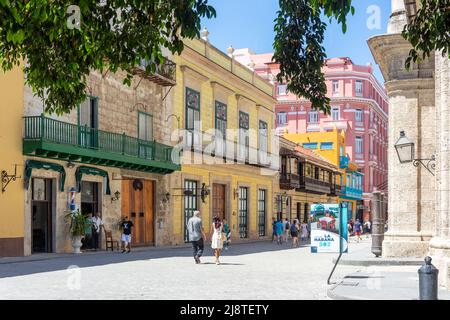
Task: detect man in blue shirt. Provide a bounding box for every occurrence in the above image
[275,219,284,245]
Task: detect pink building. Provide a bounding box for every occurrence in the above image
[234,50,388,221]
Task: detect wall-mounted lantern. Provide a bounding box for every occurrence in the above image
[111,190,121,203]
[394,131,435,176]
[162,192,171,203]
[200,183,210,203]
[1,165,21,193]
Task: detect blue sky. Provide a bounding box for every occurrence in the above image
[201,0,391,84]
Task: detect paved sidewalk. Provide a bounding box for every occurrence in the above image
[327,237,450,300]
[328,267,450,300]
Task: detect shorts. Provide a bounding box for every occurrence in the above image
[291,232,298,237]
[355,231,361,236]
[121,234,132,243]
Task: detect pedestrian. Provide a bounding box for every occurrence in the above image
[275,219,284,245]
[82,213,93,251]
[347,221,353,237]
[187,211,206,264]
[384,219,388,232]
[354,219,362,243]
[223,218,231,250]
[284,218,290,243]
[211,216,224,265]
[120,216,134,253]
[300,220,309,242]
[364,220,372,238]
[290,219,299,247]
[91,212,104,251]
[271,217,277,242]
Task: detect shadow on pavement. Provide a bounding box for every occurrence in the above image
[0,240,310,279]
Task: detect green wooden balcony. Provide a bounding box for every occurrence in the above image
[23,115,180,174]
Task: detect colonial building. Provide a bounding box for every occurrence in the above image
[368,0,450,288]
[283,130,364,220]
[168,34,278,244]
[234,51,388,222]
[275,137,340,224]
[1,56,180,256]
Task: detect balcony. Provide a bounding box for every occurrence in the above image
[280,173,301,190]
[133,58,176,87]
[340,186,363,200]
[322,119,349,131]
[298,176,331,194]
[23,115,180,174]
[329,184,342,196]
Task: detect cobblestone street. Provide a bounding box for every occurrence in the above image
[0,240,369,300]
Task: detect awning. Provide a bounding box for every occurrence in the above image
[24,160,66,192]
[75,166,111,195]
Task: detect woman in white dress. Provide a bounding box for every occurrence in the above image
[300,221,309,242]
[211,216,224,265]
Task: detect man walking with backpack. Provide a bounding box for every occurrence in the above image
[284,218,290,243]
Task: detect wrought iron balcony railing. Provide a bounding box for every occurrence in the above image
[23,115,180,174]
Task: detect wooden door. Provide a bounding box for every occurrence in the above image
[143,180,154,244]
[212,184,225,220]
[121,179,154,246]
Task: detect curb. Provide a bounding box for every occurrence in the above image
[332,257,423,266]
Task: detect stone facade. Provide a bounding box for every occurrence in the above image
[369,0,450,288]
[23,66,177,254]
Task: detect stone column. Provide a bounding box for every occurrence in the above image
[367,1,436,258]
[429,53,450,289]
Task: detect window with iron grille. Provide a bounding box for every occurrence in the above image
[238,187,248,238]
[185,88,200,147]
[215,101,227,156]
[258,189,266,237]
[184,180,198,242]
[239,111,250,162]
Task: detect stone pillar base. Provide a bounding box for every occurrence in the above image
[429,237,450,289]
[382,232,432,258]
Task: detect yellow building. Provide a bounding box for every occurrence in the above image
[284,130,363,220]
[0,66,25,256]
[168,37,278,243]
[274,137,340,225]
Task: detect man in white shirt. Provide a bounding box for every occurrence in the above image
[92,212,104,251]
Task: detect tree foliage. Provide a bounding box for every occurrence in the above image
[402,0,450,69]
[273,0,354,114]
[0,0,215,114]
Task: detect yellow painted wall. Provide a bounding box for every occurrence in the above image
[171,164,274,242]
[283,131,361,215]
[0,66,25,239]
[284,130,343,166]
[169,38,276,243]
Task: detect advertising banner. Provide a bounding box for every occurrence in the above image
[310,203,348,253]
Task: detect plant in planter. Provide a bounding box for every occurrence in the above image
[65,210,91,254]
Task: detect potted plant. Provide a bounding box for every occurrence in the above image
[65,210,91,254]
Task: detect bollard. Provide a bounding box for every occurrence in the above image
[418,256,439,300]
[371,191,384,257]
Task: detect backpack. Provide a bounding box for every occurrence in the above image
[285,222,290,230]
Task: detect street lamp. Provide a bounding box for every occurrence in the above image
[394,131,435,176]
